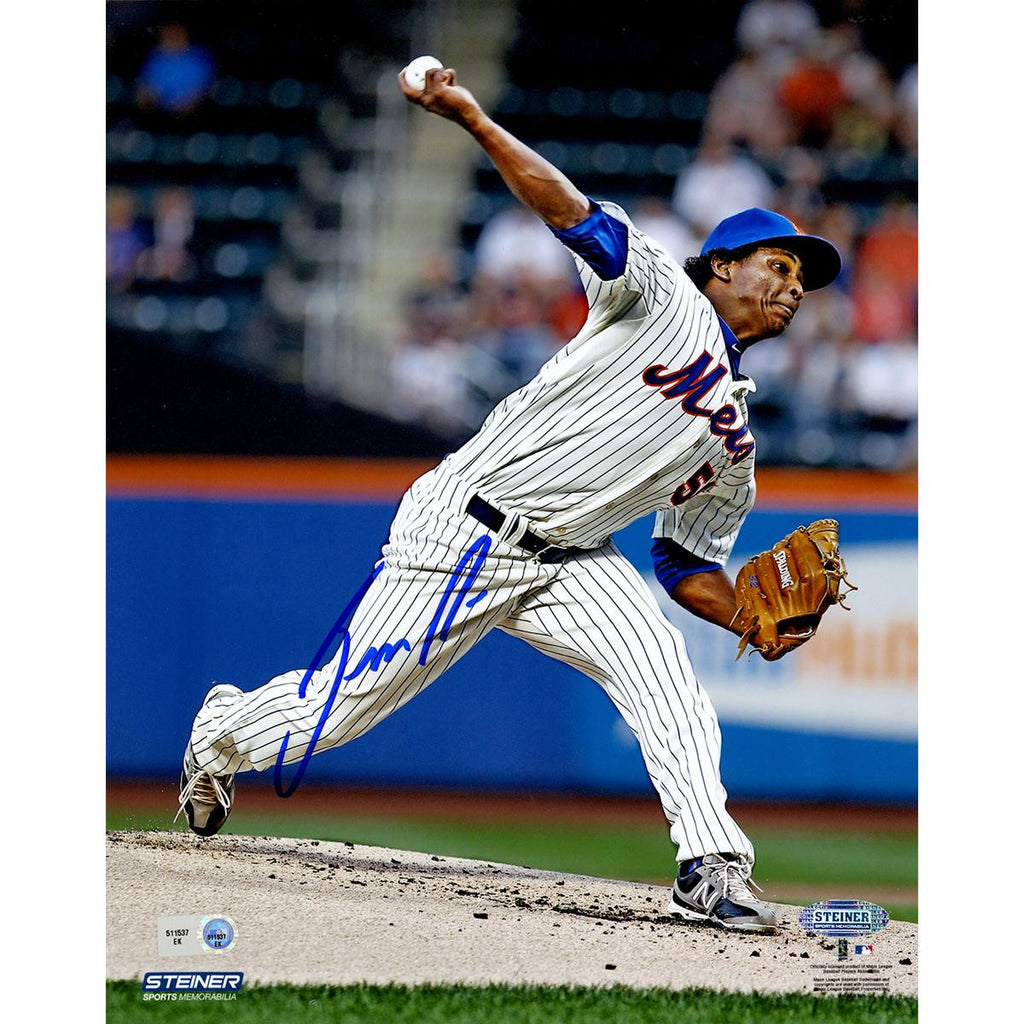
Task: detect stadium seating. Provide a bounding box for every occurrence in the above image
[107,1,917,467]
[106,1,414,374]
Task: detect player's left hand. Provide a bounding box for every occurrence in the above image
[730,519,857,662]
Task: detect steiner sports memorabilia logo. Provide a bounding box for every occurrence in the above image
[799,899,889,937]
[141,972,244,995]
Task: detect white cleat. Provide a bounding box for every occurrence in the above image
[174,684,241,837]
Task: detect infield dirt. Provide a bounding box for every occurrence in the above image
[106,830,917,996]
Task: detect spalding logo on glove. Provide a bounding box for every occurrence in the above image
[730,519,856,662]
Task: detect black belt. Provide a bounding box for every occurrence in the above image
[465,494,583,564]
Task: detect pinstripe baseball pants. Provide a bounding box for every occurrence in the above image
[189,463,754,863]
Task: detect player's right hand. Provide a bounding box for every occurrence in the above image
[398,66,480,124]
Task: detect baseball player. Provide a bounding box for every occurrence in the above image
[177,65,841,933]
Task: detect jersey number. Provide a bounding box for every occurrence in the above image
[671,461,715,505]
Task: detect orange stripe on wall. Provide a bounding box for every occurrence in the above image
[106,456,917,509]
[105,456,436,501]
[753,467,917,508]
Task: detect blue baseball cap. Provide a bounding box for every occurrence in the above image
[701,208,842,291]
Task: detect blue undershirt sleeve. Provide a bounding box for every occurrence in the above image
[651,537,722,595]
[548,201,629,281]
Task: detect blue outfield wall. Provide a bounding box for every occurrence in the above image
[107,495,917,802]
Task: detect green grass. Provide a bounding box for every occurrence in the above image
[107,980,917,1023]
[107,809,916,920]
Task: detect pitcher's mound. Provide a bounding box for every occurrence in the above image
[106,830,917,995]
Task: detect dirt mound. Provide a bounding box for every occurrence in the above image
[106,831,917,995]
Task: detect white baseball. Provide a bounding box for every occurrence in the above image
[402,55,443,93]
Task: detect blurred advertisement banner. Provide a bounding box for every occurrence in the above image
[107,460,916,800]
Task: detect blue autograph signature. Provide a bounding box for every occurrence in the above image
[273,534,492,797]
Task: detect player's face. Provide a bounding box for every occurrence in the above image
[730,248,805,340]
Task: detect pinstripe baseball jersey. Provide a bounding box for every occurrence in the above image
[446,201,757,560]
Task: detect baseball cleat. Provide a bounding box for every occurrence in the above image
[174,684,241,837]
[667,853,779,933]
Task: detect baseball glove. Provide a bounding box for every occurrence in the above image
[730,519,856,662]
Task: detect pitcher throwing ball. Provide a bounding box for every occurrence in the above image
[177,64,845,933]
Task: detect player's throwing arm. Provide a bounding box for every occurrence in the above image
[398,62,592,231]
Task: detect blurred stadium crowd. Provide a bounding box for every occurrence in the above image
[107,0,917,469]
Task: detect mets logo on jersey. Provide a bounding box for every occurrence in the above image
[641,353,755,465]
